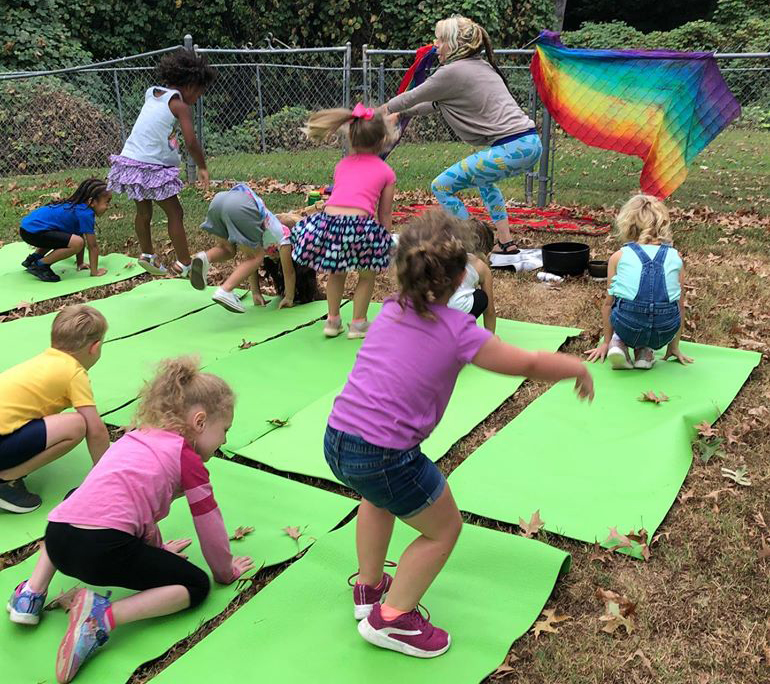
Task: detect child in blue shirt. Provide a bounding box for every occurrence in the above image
[585,194,693,370]
[19,179,112,283]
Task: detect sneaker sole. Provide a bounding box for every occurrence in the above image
[6,601,40,625]
[607,348,633,370]
[0,498,41,514]
[346,331,367,340]
[56,589,93,683]
[324,328,344,338]
[190,257,207,291]
[354,604,374,621]
[358,618,451,658]
[212,294,245,314]
[137,260,167,276]
[634,360,655,369]
[26,268,60,283]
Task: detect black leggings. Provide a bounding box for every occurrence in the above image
[469,289,489,319]
[45,522,210,608]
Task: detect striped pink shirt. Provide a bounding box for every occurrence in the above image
[49,428,236,583]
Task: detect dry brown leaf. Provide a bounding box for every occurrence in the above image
[518,509,545,538]
[623,648,654,674]
[754,511,768,530]
[531,608,572,638]
[639,391,669,405]
[15,300,33,316]
[490,654,519,679]
[267,418,289,428]
[694,421,718,438]
[238,339,257,350]
[588,541,613,565]
[229,526,255,541]
[44,587,81,612]
[759,538,770,561]
[678,488,696,504]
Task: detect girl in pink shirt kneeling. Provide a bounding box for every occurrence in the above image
[292,103,396,339]
[326,210,594,658]
[7,357,254,683]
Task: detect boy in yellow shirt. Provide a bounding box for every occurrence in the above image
[0,305,110,513]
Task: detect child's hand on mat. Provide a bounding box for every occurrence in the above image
[584,343,608,363]
[232,555,255,579]
[91,268,108,277]
[164,538,193,558]
[663,345,694,365]
[574,368,594,402]
[278,297,294,309]
[253,292,268,307]
[197,168,210,192]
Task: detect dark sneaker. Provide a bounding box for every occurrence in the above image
[358,602,451,658]
[351,572,393,620]
[27,262,61,282]
[56,589,111,683]
[0,478,42,513]
[7,580,47,625]
[21,253,43,269]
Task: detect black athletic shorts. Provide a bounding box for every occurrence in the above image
[20,228,73,250]
[469,289,489,319]
[0,419,47,470]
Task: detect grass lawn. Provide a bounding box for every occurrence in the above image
[1,131,770,683]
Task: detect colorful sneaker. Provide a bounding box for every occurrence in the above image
[7,580,47,625]
[323,316,344,338]
[190,251,210,290]
[21,252,43,269]
[0,478,42,513]
[607,334,633,370]
[27,261,61,282]
[212,287,245,313]
[347,320,370,340]
[349,572,393,620]
[634,347,656,370]
[358,602,451,658]
[137,254,167,276]
[56,589,111,684]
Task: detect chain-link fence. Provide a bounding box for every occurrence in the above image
[1,38,768,208]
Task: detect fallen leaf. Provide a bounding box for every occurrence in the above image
[604,527,632,549]
[267,418,289,428]
[678,488,696,504]
[694,421,718,438]
[759,538,770,561]
[44,587,81,612]
[639,391,669,405]
[229,525,254,541]
[283,525,304,540]
[15,300,33,316]
[588,541,612,565]
[596,590,636,635]
[107,213,125,221]
[238,339,257,350]
[754,511,767,530]
[531,608,571,638]
[490,654,519,679]
[623,648,654,674]
[721,466,751,486]
[518,509,544,538]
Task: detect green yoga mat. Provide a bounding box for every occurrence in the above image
[0,242,143,313]
[153,520,570,684]
[450,341,761,554]
[0,444,92,552]
[104,304,364,449]
[0,279,221,373]
[0,458,355,683]
[88,298,330,417]
[236,319,580,481]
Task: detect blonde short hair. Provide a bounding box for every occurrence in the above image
[50,305,107,352]
[616,194,672,244]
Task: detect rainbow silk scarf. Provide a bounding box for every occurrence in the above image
[530,31,741,198]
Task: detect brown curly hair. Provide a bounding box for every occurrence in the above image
[157,50,217,90]
[133,356,234,442]
[396,209,470,319]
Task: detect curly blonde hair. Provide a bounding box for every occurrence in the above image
[616,194,672,245]
[396,209,470,319]
[133,356,234,441]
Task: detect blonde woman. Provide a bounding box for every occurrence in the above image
[383,16,541,255]
[585,194,693,370]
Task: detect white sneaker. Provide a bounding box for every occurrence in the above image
[212,287,245,313]
[607,334,634,370]
[137,254,167,276]
[190,252,210,290]
[634,347,656,370]
[323,317,344,337]
[347,320,370,339]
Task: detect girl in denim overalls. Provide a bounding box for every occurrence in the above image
[586,194,694,370]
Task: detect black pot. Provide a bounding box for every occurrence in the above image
[588,260,608,279]
[541,242,590,276]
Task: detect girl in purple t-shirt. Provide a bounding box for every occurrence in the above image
[326,210,594,659]
[292,103,397,339]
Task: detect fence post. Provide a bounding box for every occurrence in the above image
[525,78,538,205]
[343,42,352,108]
[194,43,204,151]
[378,63,385,104]
[536,109,552,207]
[112,69,127,144]
[255,64,267,154]
[183,34,197,183]
[362,44,369,105]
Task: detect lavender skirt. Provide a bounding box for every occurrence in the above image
[107,155,183,202]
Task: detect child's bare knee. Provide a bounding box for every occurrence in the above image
[69,413,87,440]
[69,235,85,251]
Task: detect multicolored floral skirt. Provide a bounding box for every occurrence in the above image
[291,212,393,273]
[107,155,183,202]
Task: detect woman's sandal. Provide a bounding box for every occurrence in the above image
[492,240,520,255]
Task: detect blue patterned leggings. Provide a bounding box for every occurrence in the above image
[431,134,542,222]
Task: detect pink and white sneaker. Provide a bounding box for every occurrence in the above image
[358,602,451,658]
[351,572,393,620]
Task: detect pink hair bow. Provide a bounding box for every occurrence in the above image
[351,102,375,120]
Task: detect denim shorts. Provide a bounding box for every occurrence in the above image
[324,425,446,518]
[611,298,680,350]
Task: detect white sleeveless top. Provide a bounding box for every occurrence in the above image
[447,257,480,314]
[120,87,182,167]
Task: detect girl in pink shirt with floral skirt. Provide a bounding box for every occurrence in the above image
[292,103,396,339]
[7,357,254,683]
[326,210,594,658]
